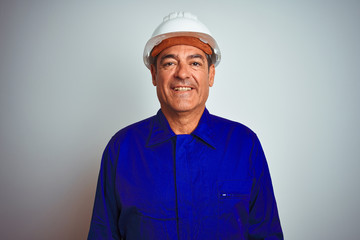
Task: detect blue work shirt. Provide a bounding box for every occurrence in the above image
[88,109,283,239]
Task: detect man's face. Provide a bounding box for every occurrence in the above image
[151,45,215,116]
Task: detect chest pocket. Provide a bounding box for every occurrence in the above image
[217,179,252,237]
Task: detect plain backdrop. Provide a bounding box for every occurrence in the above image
[1,0,359,239]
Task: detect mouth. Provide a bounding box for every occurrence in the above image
[173,86,193,91]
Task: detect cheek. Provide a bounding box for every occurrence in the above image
[157,72,171,86]
[198,74,211,88]
[156,79,169,96]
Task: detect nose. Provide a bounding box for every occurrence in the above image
[174,62,190,80]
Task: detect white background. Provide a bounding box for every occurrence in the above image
[1,0,359,239]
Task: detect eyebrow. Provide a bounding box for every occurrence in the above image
[159,54,205,64]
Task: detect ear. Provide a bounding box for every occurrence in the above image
[208,64,215,87]
[150,64,157,86]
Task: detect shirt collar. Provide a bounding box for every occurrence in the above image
[146,109,175,147]
[191,108,216,149]
[146,108,216,149]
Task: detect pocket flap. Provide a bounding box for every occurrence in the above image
[217,179,252,199]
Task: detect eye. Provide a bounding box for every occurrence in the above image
[162,61,176,68]
[191,61,202,67]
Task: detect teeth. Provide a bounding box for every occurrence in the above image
[174,87,192,91]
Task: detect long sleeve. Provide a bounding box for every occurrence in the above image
[87,110,283,239]
[88,142,121,239]
[248,136,283,240]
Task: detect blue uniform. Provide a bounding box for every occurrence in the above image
[88,109,283,239]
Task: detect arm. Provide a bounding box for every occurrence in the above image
[248,136,284,240]
[88,142,122,239]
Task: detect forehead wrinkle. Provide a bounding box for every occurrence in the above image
[188,54,205,62]
[160,53,205,61]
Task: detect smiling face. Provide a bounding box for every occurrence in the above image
[151,45,215,118]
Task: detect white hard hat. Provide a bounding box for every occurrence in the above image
[143,12,221,69]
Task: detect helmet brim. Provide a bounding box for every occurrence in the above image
[143,31,221,69]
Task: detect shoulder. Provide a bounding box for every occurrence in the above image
[206,112,263,153]
[107,115,155,147]
[209,113,257,140]
[99,115,157,165]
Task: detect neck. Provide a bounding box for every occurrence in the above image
[161,107,205,135]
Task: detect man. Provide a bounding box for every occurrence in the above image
[88,12,283,239]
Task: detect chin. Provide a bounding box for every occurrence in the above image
[171,104,202,114]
